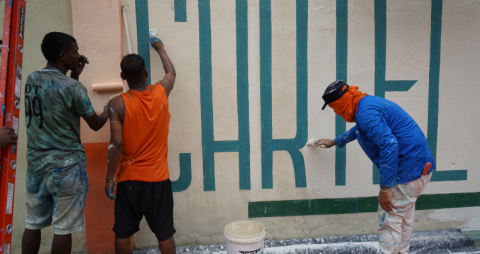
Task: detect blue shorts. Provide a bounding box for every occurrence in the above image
[25,160,89,235]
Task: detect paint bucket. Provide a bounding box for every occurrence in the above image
[224,221,266,254]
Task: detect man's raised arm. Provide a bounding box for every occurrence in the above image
[151,38,175,97]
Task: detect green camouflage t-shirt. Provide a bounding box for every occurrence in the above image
[25,69,95,175]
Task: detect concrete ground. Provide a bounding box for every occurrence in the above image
[133,229,480,254]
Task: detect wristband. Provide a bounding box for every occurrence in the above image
[380,188,391,193]
[106,176,115,183]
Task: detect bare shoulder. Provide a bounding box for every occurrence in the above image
[108,95,126,122]
[109,95,125,112]
[159,79,171,87]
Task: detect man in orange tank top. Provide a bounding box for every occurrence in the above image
[105,38,176,254]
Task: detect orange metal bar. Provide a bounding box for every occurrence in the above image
[0,0,14,122]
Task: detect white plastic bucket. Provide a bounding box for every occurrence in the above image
[224,221,266,254]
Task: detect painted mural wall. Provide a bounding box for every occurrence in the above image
[5,0,480,252]
[123,0,480,249]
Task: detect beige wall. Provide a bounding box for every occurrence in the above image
[5,0,480,252]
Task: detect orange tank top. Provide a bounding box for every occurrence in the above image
[117,83,170,182]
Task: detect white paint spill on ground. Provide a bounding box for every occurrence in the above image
[208,242,480,254]
[134,229,479,254]
[139,246,480,254]
[265,241,379,253]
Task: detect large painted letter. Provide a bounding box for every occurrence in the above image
[199,0,251,191]
[372,0,467,184]
[373,0,417,184]
[135,0,192,192]
[335,0,348,186]
[260,0,308,189]
[428,0,467,181]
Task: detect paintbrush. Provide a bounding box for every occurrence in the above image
[305,138,326,148]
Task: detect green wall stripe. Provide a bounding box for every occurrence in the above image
[199,0,215,191]
[174,0,187,22]
[335,0,348,186]
[236,0,251,190]
[135,0,151,85]
[248,192,480,218]
[432,170,468,181]
[428,0,441,164]
[260,0,273,189]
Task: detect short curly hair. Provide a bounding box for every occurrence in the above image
[121,54,146,81]
[41,32,76,62]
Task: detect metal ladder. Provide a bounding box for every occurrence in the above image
[0,0,26,253]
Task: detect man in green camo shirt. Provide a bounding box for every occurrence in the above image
[22,32,109,254]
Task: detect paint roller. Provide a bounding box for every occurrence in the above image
[93,5,133,99]
[92,81,125,100]
[92,82,124,92]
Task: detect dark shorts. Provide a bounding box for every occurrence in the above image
[113,179,176,241]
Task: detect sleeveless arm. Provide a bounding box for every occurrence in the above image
[107,96,125,182]
[151,40,175,97]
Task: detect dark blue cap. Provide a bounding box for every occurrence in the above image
[322,80,349,110]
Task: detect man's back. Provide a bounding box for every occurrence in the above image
[355,95,435,184]
[357,96,422,138]
[117,83,171,183]
[25,69,95,174]
[106,43,177,253]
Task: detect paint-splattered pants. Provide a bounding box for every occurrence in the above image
[378,173,432,254]
[25,160,89,235]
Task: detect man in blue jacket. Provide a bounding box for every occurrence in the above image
[317,80,434,254]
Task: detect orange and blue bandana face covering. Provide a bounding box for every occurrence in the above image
[328,86,367,122]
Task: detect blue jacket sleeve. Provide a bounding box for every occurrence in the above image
[357,111,399,187]
[334,125,358,148]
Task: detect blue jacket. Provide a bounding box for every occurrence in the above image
[334,95,435,187]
